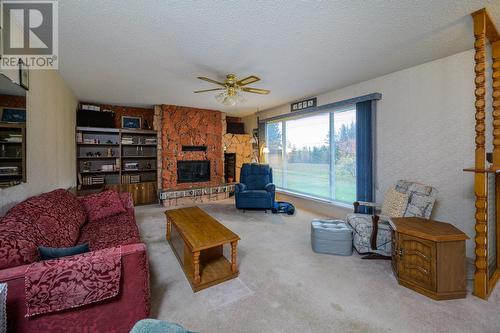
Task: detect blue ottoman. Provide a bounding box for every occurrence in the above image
[130,319,195,333]
[311,219,353,256]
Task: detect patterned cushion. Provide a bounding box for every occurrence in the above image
[38,243,90,260]
[79,190,126,223]
[346,213,392,256]
[0,189,86,270]
[395,180,437,218]
[404,195,436,218]
[120,192,135,215]
[381,188,409,217]
[77,212,140,250]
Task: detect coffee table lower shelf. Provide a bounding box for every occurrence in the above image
[184,255,238,292]
[168,239,239,292]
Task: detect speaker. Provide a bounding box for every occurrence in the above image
[77,110,115,128]
[227,122,245,134]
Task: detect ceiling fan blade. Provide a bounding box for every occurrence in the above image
[193,88,225,93]
[197,76,226,87]
[237,75,260,86]
[241,87,270,95]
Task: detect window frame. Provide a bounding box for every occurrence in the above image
[264,105,356,204]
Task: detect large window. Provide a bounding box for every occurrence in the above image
[265,107,356,203]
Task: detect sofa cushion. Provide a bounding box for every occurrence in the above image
[381,188,409,217]
[395,180,437,218]
[77,213,140,250]
[38,243,90,260]
[0,189,87,270]
[79,190,126,223]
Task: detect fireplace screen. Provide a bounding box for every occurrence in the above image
[177,160,210,183]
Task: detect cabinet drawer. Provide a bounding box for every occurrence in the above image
[398,234,437,291]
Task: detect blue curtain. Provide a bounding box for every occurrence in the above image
[356,100,374,213]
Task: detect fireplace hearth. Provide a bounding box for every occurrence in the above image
[177,160,210,183]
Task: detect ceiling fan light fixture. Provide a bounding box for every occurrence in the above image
[196,73,269,106]
[215,91,236,106]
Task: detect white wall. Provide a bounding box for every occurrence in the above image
[0,70,78,215]
[244,50,477,257]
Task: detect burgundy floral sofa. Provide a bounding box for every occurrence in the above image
[0,189,150,333]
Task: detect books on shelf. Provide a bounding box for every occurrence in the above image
[121,136,157,145]
[76,127,157,187]
[122,174,140,184]
[81,175,104,185]
[121,136,134,144]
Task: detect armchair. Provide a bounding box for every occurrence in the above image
[346,180,437,259]
[235,163,275,210]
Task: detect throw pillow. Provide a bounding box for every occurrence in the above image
[38,243,90,260]
[79,190,126,223]
[381,188,409,217]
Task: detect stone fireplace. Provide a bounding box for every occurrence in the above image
[158,105,254,194]
[222,133,253,182]
[161,105,223,190]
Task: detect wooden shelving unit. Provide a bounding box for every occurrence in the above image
[0,123,26,188]
[76,126,158,205]
[465,8,500,299]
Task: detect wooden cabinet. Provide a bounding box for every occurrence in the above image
[126,182,157,205]
[390,217,469,300]
[106,181,157,205]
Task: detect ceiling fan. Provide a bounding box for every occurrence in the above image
[194,73,270,106]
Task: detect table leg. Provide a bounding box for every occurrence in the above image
[193,251,201,284]
[166,218,171,241]
[231,241,238,273]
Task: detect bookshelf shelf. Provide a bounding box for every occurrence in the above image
[78,143,119,146]
[80,170,120,174]
[0,123,26,188]
[77,156,118,159]
[76,126,158,205]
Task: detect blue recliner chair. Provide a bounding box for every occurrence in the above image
[235,163,275,210]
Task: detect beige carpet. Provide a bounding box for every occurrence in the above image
[135,199,500,333]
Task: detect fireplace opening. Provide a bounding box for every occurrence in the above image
[177,160,210,183]
[224,153,236,183]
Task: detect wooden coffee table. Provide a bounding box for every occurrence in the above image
[165,206,240,292]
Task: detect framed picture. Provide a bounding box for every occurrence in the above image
[1,108,26,123]
[19,59,29,90]
[121,116,142,129]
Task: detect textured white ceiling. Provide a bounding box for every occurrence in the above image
[59,0,500,116]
